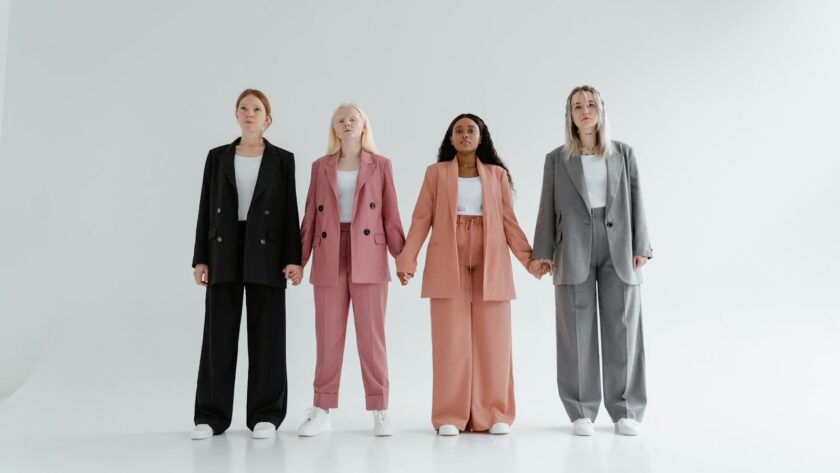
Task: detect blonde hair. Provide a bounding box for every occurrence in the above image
[327,103,378,154]
[563,85,612,159]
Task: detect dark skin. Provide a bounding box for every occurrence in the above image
[398,118,543,284]
[398,118,481,285]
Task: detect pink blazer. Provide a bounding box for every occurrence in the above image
[301,151,405,285]
[396,159,533,301]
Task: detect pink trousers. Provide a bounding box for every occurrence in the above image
[312,223,389,410]
[430,216,515,431]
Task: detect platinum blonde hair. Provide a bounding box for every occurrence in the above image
[563,85,613,159]
[327,103,378,155]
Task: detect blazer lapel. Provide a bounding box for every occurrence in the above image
[561,154,592,209]
[323,152,340,205]
[221,139,238,191]
[476,160,492,218]
[446,159,459,224]
[605,149,623,212]
[352,151,376,218]
[251,140,280,202]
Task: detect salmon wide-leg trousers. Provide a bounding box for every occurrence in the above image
[429,216,515,431]
[312,223,389,411]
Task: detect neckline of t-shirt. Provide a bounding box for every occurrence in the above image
[458,176,480,180]
[235,154,263,159]
[337,169,359,173]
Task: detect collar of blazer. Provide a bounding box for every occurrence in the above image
[323,150,376,220]
[561,146,623,211]
[220,137,282,203]
[444,158,496,223]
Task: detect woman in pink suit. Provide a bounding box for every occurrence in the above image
[396,114,540,436]
[294,103,405,437]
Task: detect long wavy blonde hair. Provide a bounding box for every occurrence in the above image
[326,103,378,155]
[563,85,613,159]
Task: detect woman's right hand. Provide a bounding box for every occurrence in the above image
[397,271,413,286]
[529,259,554,278]
[194,264,209,286]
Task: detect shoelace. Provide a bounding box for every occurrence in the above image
[375,411,388,424]
[303,407,318,421]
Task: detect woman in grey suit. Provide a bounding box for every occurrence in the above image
[532,85,652,436]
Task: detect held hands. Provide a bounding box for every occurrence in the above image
[633,256,648,270]
[194,264,209,286]
[283,264,303,286]
[396,271,414,286]
[528,259,554,279]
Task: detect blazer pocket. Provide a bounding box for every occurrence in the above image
[207,225,218,240]
[374,233,387,245]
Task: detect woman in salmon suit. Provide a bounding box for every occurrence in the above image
[396,113,539,436]
[295,103,405,437]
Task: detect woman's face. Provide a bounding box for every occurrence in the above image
[450,118,481,154]
[332,106,365,143]
[570,91,599,133]
[236,95,270,133]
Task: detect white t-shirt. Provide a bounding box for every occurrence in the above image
[337,169,358,223]
[234,154,263,221]
[581,154,607,209]
[457,177,483,215]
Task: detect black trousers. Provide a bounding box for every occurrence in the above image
[194,222,288,433]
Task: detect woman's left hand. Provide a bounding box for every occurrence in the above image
[283,264,303,286]
[633,256,648,270]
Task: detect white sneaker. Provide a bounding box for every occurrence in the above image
[489,423,510,435]
[298,407,331,437]
[190,424,213,440]
[572,418,594,436]
[438,424,459,436]
[615,418,641,436]
[373,410,394,436]
[252,422,276,439]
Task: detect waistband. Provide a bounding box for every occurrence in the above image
[590,207,606,217]
[340,222,351,232]
[456,215,483,224]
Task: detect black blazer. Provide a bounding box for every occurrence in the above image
[192,138,302,288]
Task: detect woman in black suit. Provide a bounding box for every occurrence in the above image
[190,89,303,440]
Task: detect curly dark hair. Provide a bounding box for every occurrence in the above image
[437,113,513,189]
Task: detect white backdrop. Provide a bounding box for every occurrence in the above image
[0,0,9,144]
[1,1,839,471]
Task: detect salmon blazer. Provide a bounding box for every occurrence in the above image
[301,151,405,285]
[396,159,533,301]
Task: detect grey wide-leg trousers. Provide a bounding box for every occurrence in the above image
[554,208,646,422]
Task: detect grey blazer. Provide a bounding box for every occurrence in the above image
[533,141,652,285]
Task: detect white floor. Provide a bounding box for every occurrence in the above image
[1,311,839,472]
[2,391,839,473]
[0,414,838,473]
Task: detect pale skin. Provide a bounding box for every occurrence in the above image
[531,90,648,278]
[397,118,543,285]
[194,94,303,287]
[284,106,368,285]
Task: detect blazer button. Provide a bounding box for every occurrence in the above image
[369,202,376,209]
[363,229,370,236]
[264,210,270,215]
[260,239,266,245]
[217,236,222,242]
[321,232,327,238]
[318,205,324,212]
[217,208,221,213]
[606,222,613,228]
